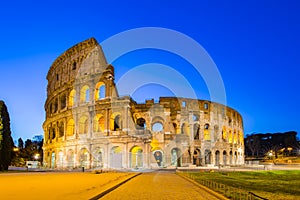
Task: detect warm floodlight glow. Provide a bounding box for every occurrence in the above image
[34,153,40,160]
[13,147,19,152]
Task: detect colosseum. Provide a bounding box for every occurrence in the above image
[42,38,244,169]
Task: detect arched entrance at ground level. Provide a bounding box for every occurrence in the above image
[67,150,74,168]
[130,146,143,168]
[234,152,237,165]
[57,151,64,168]
[193,149,201,166]
[204,150,211,165]
[51,152,56,169]
[229,151,233,165]
[153,150,163,167]
[223,151,227,166]
[171,148,182,167]
[111,146,122,168]
[80,148,89,168]
[215,150,220,166]
[93,148,104,168]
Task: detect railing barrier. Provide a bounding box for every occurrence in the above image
[177,171,268,200]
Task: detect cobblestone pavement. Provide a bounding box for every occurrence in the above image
[100,171,222,200]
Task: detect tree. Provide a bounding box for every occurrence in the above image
[18,138,24,149]
[245,133,260,157]
[0,100,13,170]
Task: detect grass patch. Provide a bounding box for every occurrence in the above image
[182,170,300,200]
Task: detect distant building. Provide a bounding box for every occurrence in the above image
[42,38,244,169]
[244,131,299,158]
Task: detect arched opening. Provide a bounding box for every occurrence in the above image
[95,82,106,100]
[58,151,64,168]
[173,123,178,134]
[51,151,56,169]
[79,116,88,134]
[53,98,58,113]
[193,123,200,140]
[204,124,210,140]
[80,85,90,103]
[113,114,121,131]
[153,150,163,167]
[228,130,233,143]
[80,148,89,168]
[223,151,227,166]
[69,89,76,107]
[60,94,67,109]
[93,148,104,168]
[193,149,201,166]
[152,122,163,132]
[204,149,211,165]
[58,121,64,137]
[229,151,233,165]
[51,125,56,140]
[93,114,104,132]
[130,146,143,168]
[67,150,74,168]
[111,146,122,168]
[136,118,146,130]
[171,148,181,167]
[233,130,237,144]
[67,119,75,136]
[222,126,227,141]
[234,151,237,165]
[215,150,220,166]
[181,123,189,135]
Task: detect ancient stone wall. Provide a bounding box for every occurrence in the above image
[43,38,244,169]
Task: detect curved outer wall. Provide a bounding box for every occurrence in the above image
[43,38,244,169]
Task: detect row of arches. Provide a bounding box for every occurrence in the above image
[45,146,185,169]
[69,82,106,107]
[45,113,121,140]
[47,82,106,115]
[192,149,243,166]
[45,145,244,169]
[135,116,242,144]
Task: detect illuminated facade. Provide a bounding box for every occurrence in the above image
[43,38,244,169]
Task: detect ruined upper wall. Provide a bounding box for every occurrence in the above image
[46,38,108,95]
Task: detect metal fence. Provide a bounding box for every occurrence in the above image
[178,172,268,200]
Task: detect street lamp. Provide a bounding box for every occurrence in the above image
[13,147,19,152]
[34,153,40,160]
[287,147,293,156]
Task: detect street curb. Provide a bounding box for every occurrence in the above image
[89,173,142,200]
[176,172,229,200]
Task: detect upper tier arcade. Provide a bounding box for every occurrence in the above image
[46,38,109,95]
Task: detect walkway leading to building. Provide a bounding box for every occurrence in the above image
[98,171,223,200]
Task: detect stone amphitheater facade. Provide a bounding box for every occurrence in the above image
[43,38,244,169]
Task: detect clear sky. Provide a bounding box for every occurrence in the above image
[0,0,299,141]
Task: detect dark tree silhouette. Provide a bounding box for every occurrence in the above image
[18,138,24,149]
[245,133,260,157]
[0,100,13,170]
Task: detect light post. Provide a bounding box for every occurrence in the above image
[34,153,40,160]
[287,147,293,156]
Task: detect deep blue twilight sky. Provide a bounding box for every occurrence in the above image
[0,0,299,141]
